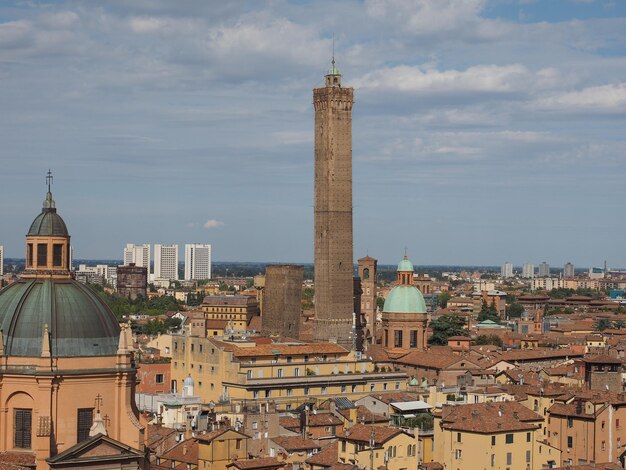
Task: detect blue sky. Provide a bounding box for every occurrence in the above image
[1,0,625,268]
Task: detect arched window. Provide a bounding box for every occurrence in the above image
[363,268,370,280]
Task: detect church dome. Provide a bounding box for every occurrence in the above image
[397,257,414,272]
[27,192,69,237]
[383,285,426,314]
[383,254,426,314]
[0,278,120,357]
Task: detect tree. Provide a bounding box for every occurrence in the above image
[595,318,612,331]
[475,334,503,347]
[478,299,499,323]
[429,315,468,345]
[507,302,525,318]
[376,296,385,311]
[438,291,451,309]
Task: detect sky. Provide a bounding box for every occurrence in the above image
[1,0,625,268]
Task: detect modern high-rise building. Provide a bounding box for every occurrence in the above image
[123,243,150,272]
[538,261,550,277]
[184,244,212,281]
[563,262,575,278]
[0,244,4,276]
[522,263,535,279]
[501,262,513,278]
[154,244,179,280]
[312,59,355,349]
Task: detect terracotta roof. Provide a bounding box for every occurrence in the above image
[160,438,198,465]
[227,458,285,470]
[367,391,420,404]
[336,424,404,445]
[308,413,343,427]
[306,442,338,467]
[422,463,444,470]
[582,354,622,364]
[338,405,388,424]
[145,424,178,450]
[279,416,301,431]
[0,452,36,470]
[500,348,582,362]
[271,435,320,452]
[196,427,250,442]
[439,401,543,433]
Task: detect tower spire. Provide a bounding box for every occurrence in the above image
[46,169,53,194]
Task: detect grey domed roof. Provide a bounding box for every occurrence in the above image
[0,279,120,357]
[27,192,69,237]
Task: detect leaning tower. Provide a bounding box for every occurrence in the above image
[312,60,355,348]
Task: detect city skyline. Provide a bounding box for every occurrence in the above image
[1,1,626,266]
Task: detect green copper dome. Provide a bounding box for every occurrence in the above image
[0,279,120,357]
[397,256,414,272]
[27,192,69,237]
[383,285,427,314]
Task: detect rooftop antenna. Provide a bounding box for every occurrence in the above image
[46,169,53,193]
[332,33,335,68]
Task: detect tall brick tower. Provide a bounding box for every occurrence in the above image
[313,59,355,348]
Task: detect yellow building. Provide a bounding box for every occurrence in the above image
[171,336,408,409]
[433,401,551,470]
[336,424,417,470]
[197,428,250,470]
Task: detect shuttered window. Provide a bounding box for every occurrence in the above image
[14,409,32,449]
[53,244,63,267]
[77,408,94,442]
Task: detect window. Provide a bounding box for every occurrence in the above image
[602,441,606,451]
[37,244,48,267]
[287,389,293,397]
[14,409,32,449]
[236,439,241,450]
[156,374,164,384]
[294,368,300,377]
[394,330,403,348]
[77,408,93,443]
[506,452,512,465]
[321,386,327,395]
[457,432,462,443]
[253,391,259,399]
[277,369,283,378]
[567,417,573,428]
[527,432,531,442]
[526,450,531,463]
[27,243,33,267]
[491,436,496,446]
[491,454,495,467]
[410,330,418,348]
[341,440,346,452]
[505,434,514,444]
[567,436,573,448]
[53,244,63,267]
[455,449,462,460]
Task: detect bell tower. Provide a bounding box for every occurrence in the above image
[312,59,355,348]
[23,170,72,279]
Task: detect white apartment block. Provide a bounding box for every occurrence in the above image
[123,243,151,272]
[184,244,212,281]
[154,244,179,281]
[501,262,513,278]
[0,244,4,276]
[522,263,534,278]
[538,261,550,277]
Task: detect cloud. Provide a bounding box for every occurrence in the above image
[533,83,626,113]
[353,64,560,94]
[204,219,224,229]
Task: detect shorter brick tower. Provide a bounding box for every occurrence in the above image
[262,264,303,339]
[358,256,377,347]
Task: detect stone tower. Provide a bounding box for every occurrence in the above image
[313,59,354,348]
[358,255,378,347]
[262,264,303,339]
